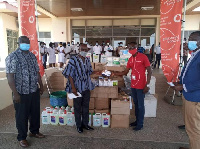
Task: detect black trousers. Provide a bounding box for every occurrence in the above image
[154,54,161,68]
[13,89,40,141]
[42,54,47,69]
[183,56,188,66]
[73,90,90,128]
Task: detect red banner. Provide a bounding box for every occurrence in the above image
[160,0,183,83]
[20,0,44,76]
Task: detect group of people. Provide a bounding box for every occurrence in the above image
[5,31,200,149]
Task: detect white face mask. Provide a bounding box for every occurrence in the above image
[80,51,87,57]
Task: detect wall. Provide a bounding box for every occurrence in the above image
[0,78,12,110]
[0,13,18,68]
[185,15,200,30]
[38,18,52,31]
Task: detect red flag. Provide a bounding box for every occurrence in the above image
[160,0,183,82]
[20,0,44,76]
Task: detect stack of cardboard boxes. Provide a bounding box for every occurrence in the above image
[111,94,130,128]
[49,72,65,91]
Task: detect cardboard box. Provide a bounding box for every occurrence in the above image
[95,109,110,114]
[111,76,125,87]
[89,109,95,114]
[111,100,130,115]
[94,63,105,71]
[67,95,73,107]
[89,98,95,110]
[105,66,126,72]
[111,115,129,128]
[95,98,110,110]
[91,62,95,70]
[67,96,95,109]
[51,72,63,77]
[91,86,118,98]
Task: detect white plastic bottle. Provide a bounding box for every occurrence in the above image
[58,107,64,115]
[102,113,110,128]
[71,107,74,113]
[66,112,75,126]
[50,111,59,125]
[59,110,67,125]
[66,106,71,112]
[93,113,102,127]
[41,109,50,124]
[61,106,66,111]
[88,113,92,126]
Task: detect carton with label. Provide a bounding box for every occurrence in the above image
[111,99,130,115]
[95,98,110,110]
[111,115,129,128]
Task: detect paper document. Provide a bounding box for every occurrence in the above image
[68,92,82,99]
[168,82,175,87]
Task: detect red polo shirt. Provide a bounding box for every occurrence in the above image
[127,53,150,89]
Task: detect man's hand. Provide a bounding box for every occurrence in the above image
[72,88,78,96]
[175,84,183,91]
[143,86,150,94]
[13,93,21,103]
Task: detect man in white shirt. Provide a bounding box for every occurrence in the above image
[40,42,47,69]
[64,42,72,63]
[93,41,102,55]
[104,42,113,57]
[154,42,161,68]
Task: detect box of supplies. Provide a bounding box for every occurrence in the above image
[89,98,95,110]
[144,94,157,117]
[95,109,110,114]
[111,99,130,115]
[91,86,118,98]
[111,115,129,128]
[105,66,125,72]
[95,98,110,110]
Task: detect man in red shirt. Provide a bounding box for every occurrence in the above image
[114,42,152,131]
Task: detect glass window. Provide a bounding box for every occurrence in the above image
[7,29,18,54]
[141,28,155,36]
[141,36,155,47]
[86,26,112,37]
[39,32,51,38]
[113,26,140,36]
[72,28,85,37]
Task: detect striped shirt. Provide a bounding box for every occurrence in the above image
[62,55,95,94]
[5,48,39,94]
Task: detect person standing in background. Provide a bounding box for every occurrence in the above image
[57,42,65,70]
[40,42,47,69]
[47,42,56,67]
[144,44,151,62]
[93,41,102,62]
[64,42,72,63]
[150,44,154,62]
[116,42,123,57]
[154,42,161,69]
[104,42,113,57]
[6,36,45,148]
[182,38,189,66]
[137,44,145,54]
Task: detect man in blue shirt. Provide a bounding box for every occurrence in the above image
[137,44,145,54]
[63,44,100,133]
[175,31,200,149]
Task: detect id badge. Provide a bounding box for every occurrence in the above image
[132,74,136,80]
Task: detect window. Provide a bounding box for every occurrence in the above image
[39,32,51,47]
[7,29,18,54]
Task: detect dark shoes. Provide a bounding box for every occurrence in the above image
[178,125,185,130]
[130,121,137,127]
[133,126,143,131]
[82,125,94,130]
[77,127,83,133]
[29,132,45,138]
[19,140,29,148]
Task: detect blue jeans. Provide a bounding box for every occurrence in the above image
[131,88,145,127]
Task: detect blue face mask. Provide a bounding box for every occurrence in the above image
[188,41,198,51]
[96,43,98,46]
[20,43,30,51]
[67,44,70,46]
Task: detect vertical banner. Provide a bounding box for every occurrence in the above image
[160,0,183,83]
[20,0,44,76]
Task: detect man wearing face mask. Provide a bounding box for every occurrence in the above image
[114,42,152,131]
[104,42,113,57]
[40,42,47,69]
[5,36,45,148]
[174,31,200,149]
[64,42,72,63]
[63,44,101,133]
[93,41,102,62]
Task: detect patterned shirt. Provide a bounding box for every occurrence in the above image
[5,49,39,94]
[62,55,95,94]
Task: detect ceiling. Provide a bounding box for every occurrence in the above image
[1,0,200,18]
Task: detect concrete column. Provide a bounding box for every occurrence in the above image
[66,18,71,42]
[17,0,22,36]
[156,17,160,46]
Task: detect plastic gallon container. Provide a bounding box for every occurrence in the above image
[66,106,71,112]
[102,113,110,128]
[41,109,50,125]
[58,108,64,115]
[71,107,74,113]
[50,111,59,125]
[88,113,92,126]
[93,113,102,127]
[66,112,75,126]
[59,110,67,125]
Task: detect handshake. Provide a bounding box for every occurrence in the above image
[94,70,123,78]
